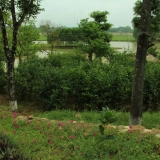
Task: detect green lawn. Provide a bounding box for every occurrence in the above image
[38,34,47,41]
[0,105,160,159]
[111,33,135,41]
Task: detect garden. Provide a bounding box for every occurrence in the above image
[0,52,160,159]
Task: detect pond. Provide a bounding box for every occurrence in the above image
[110,41,137,53]
[13,41,160,68]
[111,41,160,53]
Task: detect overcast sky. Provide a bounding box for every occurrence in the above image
[36,0,136,28]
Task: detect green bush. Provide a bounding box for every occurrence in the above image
[144,61,160,111]
[148,46,160,58]
[15,55,44,100]
[15,52,160,111]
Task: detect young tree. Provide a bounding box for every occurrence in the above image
[0,0,43,111]
[40,20,62,54]
[17,21,40,64]
[78,11,112,62]
[130,0,154,125]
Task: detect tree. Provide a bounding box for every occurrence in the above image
[78,11,112,62]
[130,0,155,125]
[132,0,160,41]
[108,26,133,33]
[40,20,62,54]
[17,21,40,64]
[0,0,43,111]
[59,27,82,44]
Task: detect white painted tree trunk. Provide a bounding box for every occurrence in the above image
[9,100,17,111]
[129,116,142,126]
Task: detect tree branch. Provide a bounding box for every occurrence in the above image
[18,0,34,27]
[11,0,16,25]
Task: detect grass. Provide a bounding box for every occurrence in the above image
[37,34,47,41]
[33,109,160,129]
[0,100,160,159]
[111,33,135,41]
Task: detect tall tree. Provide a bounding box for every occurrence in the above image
[130,0,153,125]
[0,0,43,111]
[78,11,112,62]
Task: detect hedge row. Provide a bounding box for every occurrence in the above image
[14,53,160,111]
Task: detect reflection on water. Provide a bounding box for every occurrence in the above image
[111,41,160,53]
[35,50,49,58]
[13,41,160,68]
[110,41,137,53]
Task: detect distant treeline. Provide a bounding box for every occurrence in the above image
[108,26,133,33]
[37,26,133,44]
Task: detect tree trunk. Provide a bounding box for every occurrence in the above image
[0,8,18,111]
[7,51,17,111]
[130,0,151,125]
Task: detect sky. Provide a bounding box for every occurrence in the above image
[36,0,136,28]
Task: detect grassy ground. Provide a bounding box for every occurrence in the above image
[37,34,47,41]
[0,95,160,159]
[34,110,160,129]
[111,33,135,41]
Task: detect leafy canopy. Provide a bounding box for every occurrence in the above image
[0,0,43,20]
[78,11,113,59]
[132,0,160,41]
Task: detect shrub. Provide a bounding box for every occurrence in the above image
[15,55,45,100]
[148,46,160,58]
[144,61,160,111]
[15,52,160,111]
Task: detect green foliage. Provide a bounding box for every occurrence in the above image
[47,27,62,45]
[99,107,117,125]
[148,46,160,58]
[132,0,160,41]
[78,11,113,61]
[14,52,160,111]
[17,21,40,58]
[99,107,117,140]
[15,53,134,111]
[144,61,160,110]
[59,27,82,44]
[0,134,30,159]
